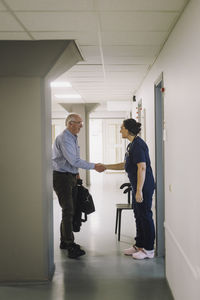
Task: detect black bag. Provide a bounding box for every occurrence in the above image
[77,180,95,215]
[72,179,95,232]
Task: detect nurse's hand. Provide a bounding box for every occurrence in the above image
[135,190,143,203]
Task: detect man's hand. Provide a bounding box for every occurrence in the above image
[76,173,81,179]
[95,163,106,173]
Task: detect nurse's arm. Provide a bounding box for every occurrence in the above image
[103,162,125,170]
[136,162,146,203]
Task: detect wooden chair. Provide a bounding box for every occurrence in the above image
[115,183,132,241]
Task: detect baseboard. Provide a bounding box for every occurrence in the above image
[164,222,198,279]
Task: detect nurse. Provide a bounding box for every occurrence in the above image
[104,118,155,260]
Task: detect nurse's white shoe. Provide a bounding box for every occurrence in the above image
[123,245,140,256]
[132,249,154,260]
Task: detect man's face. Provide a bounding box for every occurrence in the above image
[68,116,83,135]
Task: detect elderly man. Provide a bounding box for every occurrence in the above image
[52,113,105,259]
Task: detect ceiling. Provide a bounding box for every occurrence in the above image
[0,0,189,115]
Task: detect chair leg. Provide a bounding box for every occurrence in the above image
[115,208,119,234]
[118,209,122,241]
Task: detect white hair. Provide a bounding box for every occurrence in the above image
[65,113,81,126]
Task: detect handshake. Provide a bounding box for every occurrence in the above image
[94,163,106,173]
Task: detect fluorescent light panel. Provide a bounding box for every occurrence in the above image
[55,94,82,99]
[50,81,72,87]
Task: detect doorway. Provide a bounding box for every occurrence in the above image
[154,74,165,257]
[137,99,146,141]
[89,118,126,164]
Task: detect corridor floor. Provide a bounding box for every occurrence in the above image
[0,172,173,300]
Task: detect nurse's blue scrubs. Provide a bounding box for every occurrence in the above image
[125,136,155,250]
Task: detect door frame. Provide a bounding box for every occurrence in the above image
[154,73,165,257]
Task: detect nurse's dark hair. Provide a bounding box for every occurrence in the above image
[123,118,141,135]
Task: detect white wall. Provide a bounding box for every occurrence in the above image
[0,77,54,281]
[135,0,200,299]
[0,40,82,282]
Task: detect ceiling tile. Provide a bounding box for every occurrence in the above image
[5,0,94,11]
[1,0,188,107]
[0,12,24,30]
[106,72,143,81]
[31,31,99,45]
[70,82,105,88]
[78,89,105,93]
[101,31,167,46]
[66,72,104,79]
[104,56,154,65]
[102,45,159,57]
[68,77,104,83]
[96,0,188,11]
[105,82,137,88]
[69,65,103,72]
[75,45,101,56]
[53,98,85,104]
[15,12,98,31]
[51,86,75,94]
[57,71,104,83]
[100,12,178,31]
[78,57,102,64]
[104,65,149,72]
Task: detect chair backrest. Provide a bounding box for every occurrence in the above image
[120,183,132,204]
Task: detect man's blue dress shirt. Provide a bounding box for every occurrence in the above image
[52,129,95,173]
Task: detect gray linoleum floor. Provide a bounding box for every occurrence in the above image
[0,172,174,300]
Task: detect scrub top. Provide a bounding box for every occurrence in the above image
[124,136,155,191]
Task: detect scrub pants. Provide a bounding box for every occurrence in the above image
[53,171,77,245]
[132,187,155,251]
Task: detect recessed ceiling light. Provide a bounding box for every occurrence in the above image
[50,81,72,87]
[55,94,82,99]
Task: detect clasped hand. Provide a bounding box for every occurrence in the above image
[95,163,106,173]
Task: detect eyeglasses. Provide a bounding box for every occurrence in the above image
[70,121,84,125]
